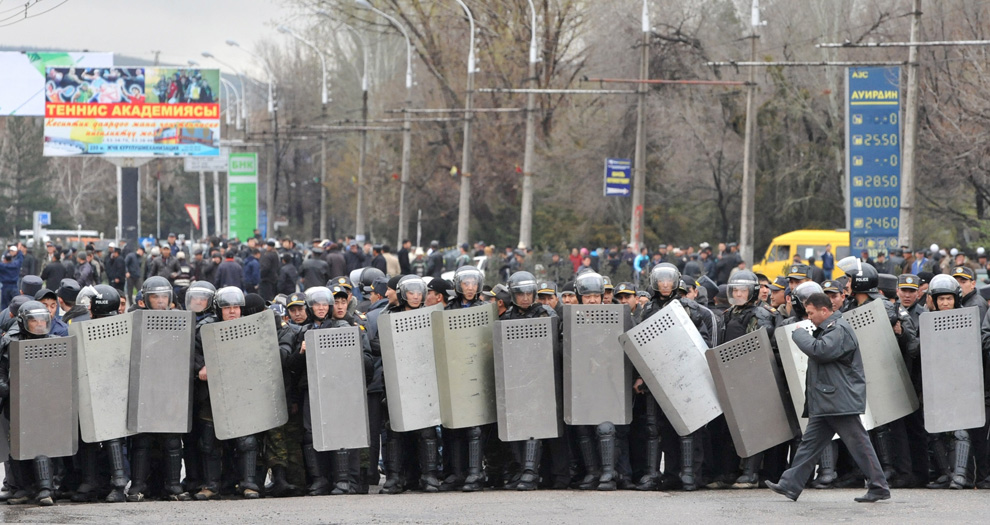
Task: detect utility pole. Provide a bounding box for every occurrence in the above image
[517,0,539,250]
[356,87,369,241]
[629,0,649,253]
[899,0,922,249]
[739,0,762,267]
[455,0,476,246]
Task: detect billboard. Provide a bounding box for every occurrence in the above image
[43,67,221,157]
[846,67,901,257]
[0,52,113,116]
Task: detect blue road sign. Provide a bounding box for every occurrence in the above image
[604,158,631,197]
[847,67,901,257]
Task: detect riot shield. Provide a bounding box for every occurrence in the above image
[379,304,443,432]
[10,337,78,460]
[305,326,370,451]
[706,328,799,457]
[69,313,137,443]
[619,300,722,436]
[843,299,919,427]
[127,309,195,433]
[200,310,288,440]
[493,317,561,442]
[563,304,633,425]
[774,320,816,432]
[920,307,985,433]
[432,303,498,428]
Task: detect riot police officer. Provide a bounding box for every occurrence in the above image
[0,301,58,505]
[192,287,262,500]
[380,276,443,494]
[71,285,130,503]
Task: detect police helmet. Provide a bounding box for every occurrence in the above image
[454,266,485,298]
[141,276,173,308]
[213,286,245,310]
[18,300,52,337]
[574,271,606,298]
[649,263,680,297]
[506,271,538,307]
[396,275,427,307]
[727,270,760,306]
[927,274,961,311]
[90,285,120,318]
[185,280,217,313]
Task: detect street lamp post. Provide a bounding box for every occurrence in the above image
[202,51,248,133]
[518,0,539,249]
[315,10,371,241]
[629,0,649,253]
[453,0,476,246]
[278,25,332,239]
[355,0,414,248]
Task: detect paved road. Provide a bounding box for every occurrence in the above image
[0,486,983,524]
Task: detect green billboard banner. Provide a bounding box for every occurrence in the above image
[228,152,257,241]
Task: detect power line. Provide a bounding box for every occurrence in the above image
[0,0,70,29]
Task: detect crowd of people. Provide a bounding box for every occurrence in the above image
[0,229,988,506]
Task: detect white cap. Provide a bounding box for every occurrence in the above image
[978,247,986,256]
[950,248,959,256]
[930,243,939,253]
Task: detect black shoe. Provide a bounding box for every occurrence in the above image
[764,480,798,501]
[854,491,890,503]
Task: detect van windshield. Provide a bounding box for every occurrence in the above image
[765,244,790,263]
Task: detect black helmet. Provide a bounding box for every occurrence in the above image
[90,285,120,318]
[185,281,216,313]
[142,276,173,309]
[213,286,245,310]
[727,270,760,306]
[649,263,680,298]
[506,271,537,307]
[358,267,386,293]
[574,271,605,298]
[76,285,98,308]
[396,275,427,308]
[927,274,961,311]
[849,264,879,294]
[454,266,485,298]
[18,300,52,337]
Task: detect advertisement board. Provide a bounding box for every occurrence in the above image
[0,51,113,116]
[228,152,258,241]
[43,67,220,157]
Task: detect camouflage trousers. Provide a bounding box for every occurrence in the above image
[264,409,306,487]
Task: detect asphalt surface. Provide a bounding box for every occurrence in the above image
[0,486,984,524]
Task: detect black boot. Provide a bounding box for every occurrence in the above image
[380,436,405,495]
[330,450,351,495]
[420,431,441,493]
[268,466,297,497]
[34,456,55,507]
[733,453,763,489]
[811,441,837,489]
[927,437,952,489]
[105,439,128,503]
[597,422,617,491]
[127,442,150,502]
[237,436,261,499]
[950,431,971,490]
[195,423,222,501]
[679,435,697,491]
[165,435,192,501]
[440,433,465,492]
[516,439,542,491]
[577,429,601,490]
[461,427,483,492]
[872,426,896,481]
[636,437,660,491]
[302,443,330,496]
[70,444,100,502]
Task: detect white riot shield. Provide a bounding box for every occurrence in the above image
[843,300,920,427]
[69,313,137,443]
[127,309,195,433]
[432,303,498,429]
[305,326,370,451]
[10,337,78,460]
[619,301,722,436]
[494,317,561,442]
[379,304,443,432]
[706,328,799,457]
[563,304,633,425]
[201,310,288,440]
[920,307,985,433]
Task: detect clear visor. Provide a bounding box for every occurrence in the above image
[306,287,333,307]
[22,309,52,335]
[185,290,214,312]
[510,280,537,296]
[651,267,679,292]
[400,281,427,297]
[214,288,244,308]
[793,282,824,305]
[726,282,754,306]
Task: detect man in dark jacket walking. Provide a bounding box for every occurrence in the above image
[766,292,889,503]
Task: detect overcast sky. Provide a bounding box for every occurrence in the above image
[0,0,294,78]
